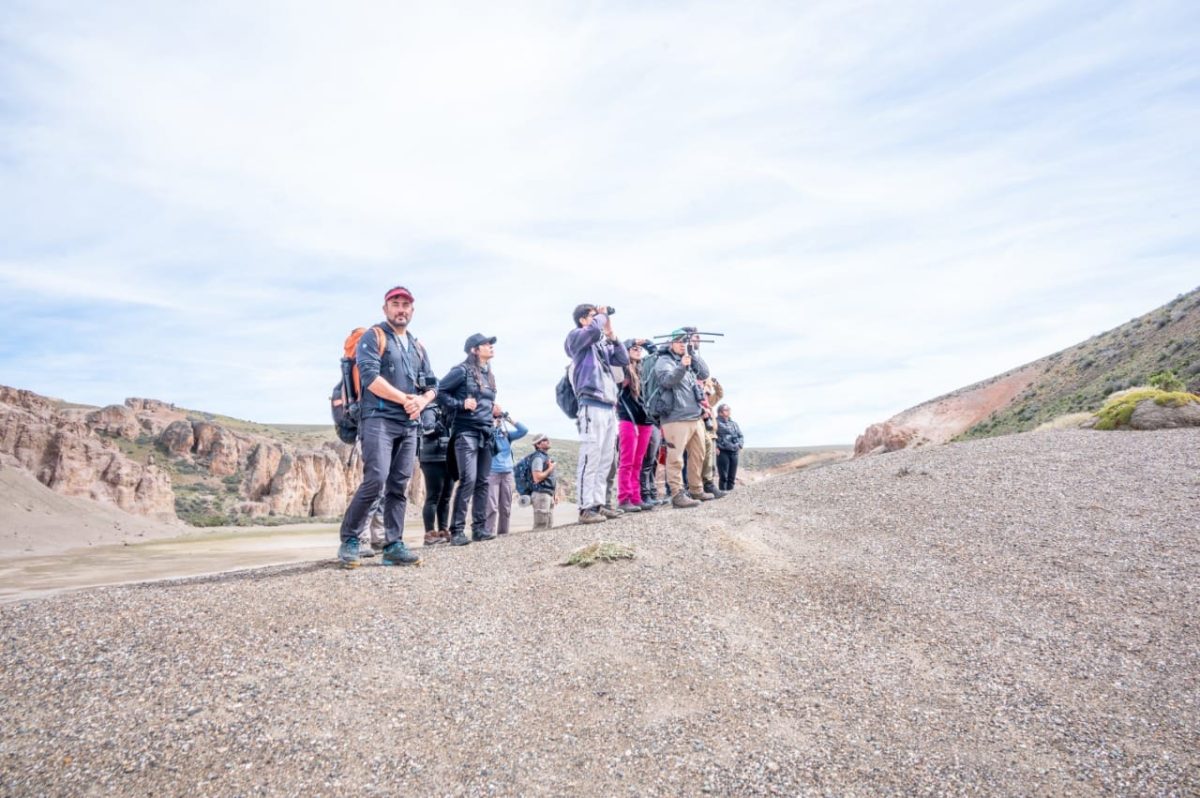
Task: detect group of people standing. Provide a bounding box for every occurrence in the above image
[565,304,744,525]
[336,286,744,568]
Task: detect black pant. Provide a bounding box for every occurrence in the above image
[420,460,455,532]
[640,426,661,499]
[717,450,739,491]
[340,417,418,544]
[451,431,493,535]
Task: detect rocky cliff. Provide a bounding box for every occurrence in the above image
[0,387,365,525]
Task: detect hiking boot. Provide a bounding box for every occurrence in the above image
[337,538,361,568]
[696,491,716,501]
[672,493,700,509]
[598,506,624,519]
[450,533,471,546]
[423,530,449,546]
[381,541,420,566]
[617,502,642,513]
[703,484,726,499]
[638,501,656,511]
[473,530,497,542]
[359,542,377,557]
[579,510,607,524]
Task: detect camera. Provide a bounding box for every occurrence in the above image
[599,305,616,315]
[420,375,438,390]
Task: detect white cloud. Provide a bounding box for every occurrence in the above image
[1,0,1197,445]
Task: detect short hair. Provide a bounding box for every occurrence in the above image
[572,304,596,326]
[717,403,729,413]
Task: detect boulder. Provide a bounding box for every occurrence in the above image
[158,420,196,456]
[86,404,142,440]
[854,422,917,458]
[1128,398,1200,430]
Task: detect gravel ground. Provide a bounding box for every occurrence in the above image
[2,428,1198,797]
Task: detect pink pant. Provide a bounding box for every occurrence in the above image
[618,421,654,505]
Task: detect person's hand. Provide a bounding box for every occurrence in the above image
[547,461,556,471]
[681,354,692,367]
[402,394,422,418]
[464,396,478,411]
[492,404,503,418]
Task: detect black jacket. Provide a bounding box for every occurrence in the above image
[418,405,452,463]
[617,380,651,426]
[437,362,497,436]
[716,418,744,452]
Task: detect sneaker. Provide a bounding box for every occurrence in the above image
[703,484,727,499]
[638,501,656,511]
[579,510,607,524]
[423,530,449,546]
[672,493,700,509]
[359,543,377,558]
[450,533,471,546]
[337,538,361,568]
[473,530,497,542]
[598,506,624,519]
[381,541,420,566]
[616,502,642,513]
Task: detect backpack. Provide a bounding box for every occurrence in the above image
[513,451,538,496]
[331,326,387,444]
[555,364,578,419]
[639,349,672,422]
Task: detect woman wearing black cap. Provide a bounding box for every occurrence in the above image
[437,333,501,546]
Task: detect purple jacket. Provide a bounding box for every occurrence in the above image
[564,312,630,408]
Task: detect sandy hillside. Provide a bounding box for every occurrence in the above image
[0,465,184,556]
[1,428,1198,796]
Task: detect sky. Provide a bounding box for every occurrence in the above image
[1,0,1197,446]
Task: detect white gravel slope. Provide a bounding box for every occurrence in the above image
[1,428,1198,796]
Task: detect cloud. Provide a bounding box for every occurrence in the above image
[1,0,1197,445]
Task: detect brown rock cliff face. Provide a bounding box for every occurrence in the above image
[0,387,175,518]
[0,386,365,524]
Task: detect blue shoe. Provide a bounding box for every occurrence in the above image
[381,541,420,566]
[338,538,361,568]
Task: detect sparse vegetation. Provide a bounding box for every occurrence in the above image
[1149,370,1185,392]
[957,287,1200,440]
[563,541,636,568]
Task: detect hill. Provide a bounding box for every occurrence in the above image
[2,427,1197,794]
[856,286,1200,454]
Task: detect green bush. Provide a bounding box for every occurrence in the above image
[1149,370,1185,392]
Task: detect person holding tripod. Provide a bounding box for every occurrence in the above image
[654,327,712,508]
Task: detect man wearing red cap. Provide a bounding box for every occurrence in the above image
[338,285,438,568]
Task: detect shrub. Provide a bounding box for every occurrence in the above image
[1149,370,1185,392]
[563,541,636,568]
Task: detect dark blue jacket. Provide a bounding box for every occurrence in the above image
[357,324,436,424]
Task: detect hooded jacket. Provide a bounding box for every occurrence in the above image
[563,311,630,409]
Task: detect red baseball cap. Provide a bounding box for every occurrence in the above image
[384,286,414,302]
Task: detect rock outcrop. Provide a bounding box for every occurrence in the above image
[1128,398,1200,429]
[854,366,1040,457]
[0,387,175,519]
[0,385,366,525]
